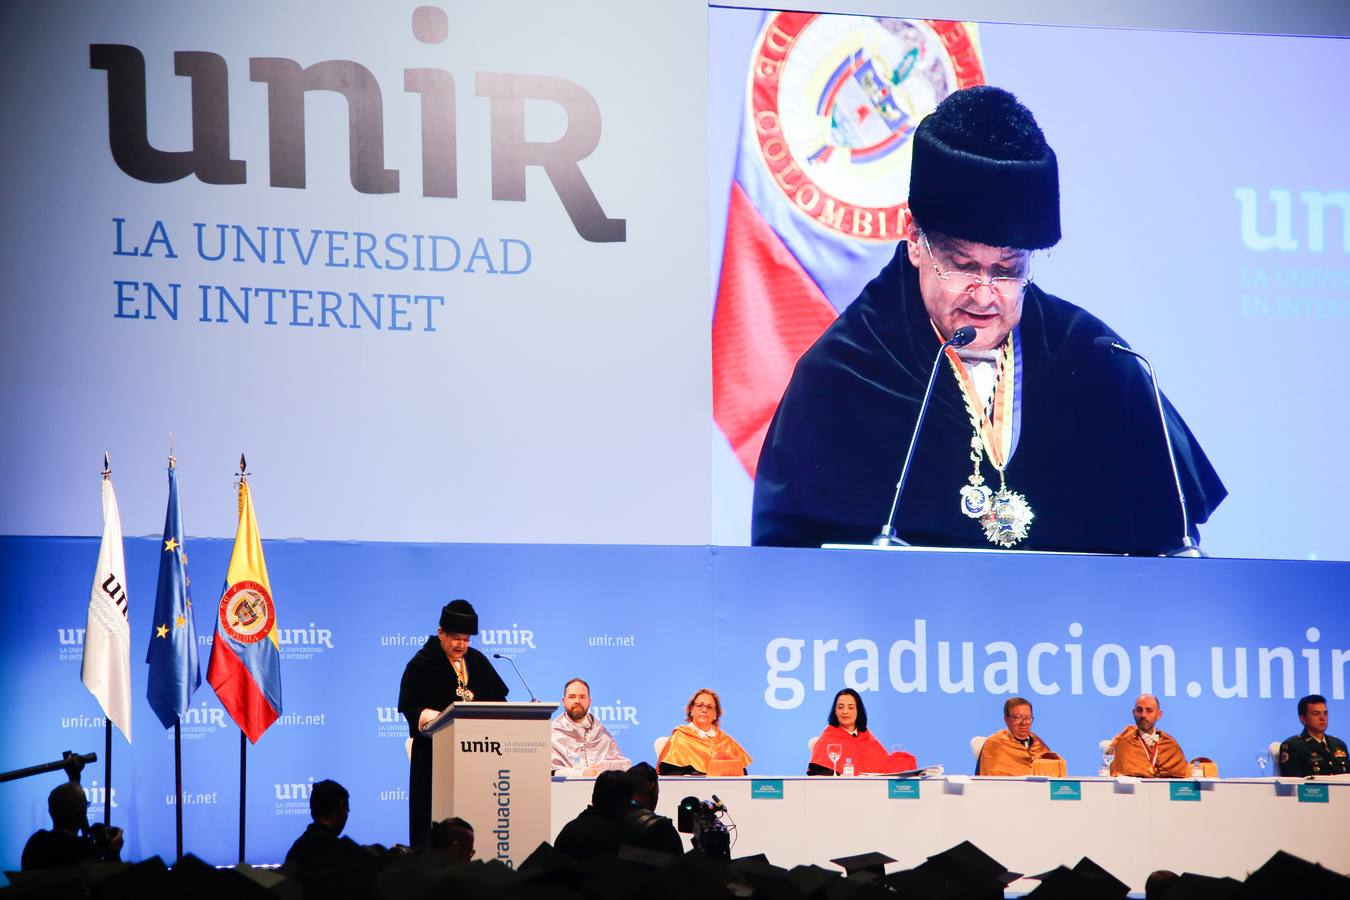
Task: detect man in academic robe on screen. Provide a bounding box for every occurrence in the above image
[752,85,1226,554]
[398,598,508,847]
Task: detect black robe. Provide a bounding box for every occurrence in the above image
[753,247,1226,554]
[397,639,508,847]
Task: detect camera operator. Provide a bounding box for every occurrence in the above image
[21,782,123,870]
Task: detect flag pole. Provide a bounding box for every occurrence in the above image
[236,453,248,865]
[167,438,185,861]
[238,729,247,863]
[101,451,112,828]
[174,722,184,861]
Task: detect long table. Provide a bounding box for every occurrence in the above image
[551,775,1350,892]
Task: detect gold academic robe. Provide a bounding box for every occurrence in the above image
[1109,726,1189,778]
[658,724,752,774]
[976,729,1056,776]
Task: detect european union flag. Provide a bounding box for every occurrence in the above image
[147,465,200,728]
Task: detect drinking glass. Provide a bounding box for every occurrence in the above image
[826,743,843,775]
[1256,749,1270,777]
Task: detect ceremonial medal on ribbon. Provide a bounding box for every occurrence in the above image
[943,331,1034,547]
[452,658,474,701]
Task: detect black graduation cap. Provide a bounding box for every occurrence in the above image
[830,851,895,878]
[820,877,894,900]
[571,853,656,900]
[921,840,1021,885]
[1241,849,1350,896]
[1072,856,1129,896]
[635,850,737,899]
[884,867,970,900]
[1160,872,1242,900]
[1023,865,1120,900]
[1024,857,1128,899]
[84,856,171,899]
[616,844,680,870]
[728,852,795,898]
[375,850,458,900]
[787,863,841,896]
[731,865,804,900]
[518,841,591,881]
[0,866,88,900]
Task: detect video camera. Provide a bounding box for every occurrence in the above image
[677,795,731,860]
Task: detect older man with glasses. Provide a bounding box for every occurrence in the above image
[977,697,1058,776]
[752,85,1225,555]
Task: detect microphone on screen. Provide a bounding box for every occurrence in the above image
[872,325,977,546]
[1094,336,1205,557]
[492,653,539,701]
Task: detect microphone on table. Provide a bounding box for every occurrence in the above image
[1093,336,1206,558]
[873,325,977,546]
[492,653,539,701]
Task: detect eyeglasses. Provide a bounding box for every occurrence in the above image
[691,703,717,711]
[1006,714,1034,724]
[922,233,1031,299]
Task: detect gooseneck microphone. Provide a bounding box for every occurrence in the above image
[873,325,977,546]
[492,653,540,701]
[1093,336,1205,558]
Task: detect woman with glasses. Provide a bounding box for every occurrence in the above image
[657,688,752,776]
[807,688,917,775]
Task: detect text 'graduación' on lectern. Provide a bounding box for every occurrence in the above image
[423,701,556,868]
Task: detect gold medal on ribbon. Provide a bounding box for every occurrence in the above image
[942,331,1034,547]
[453,658,474,701]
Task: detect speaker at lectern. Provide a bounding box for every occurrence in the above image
[423,701,556,868]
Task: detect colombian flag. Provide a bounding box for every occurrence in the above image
[712,13,985,476]
[206,479,282,743]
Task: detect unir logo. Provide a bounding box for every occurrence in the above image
[592,700,639,729]
[87,7,625,242]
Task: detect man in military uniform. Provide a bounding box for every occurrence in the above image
[1278,694,1349,776]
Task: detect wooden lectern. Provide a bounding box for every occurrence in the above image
[423,701,556,868]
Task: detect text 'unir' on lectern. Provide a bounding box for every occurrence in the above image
[424,700,556,867]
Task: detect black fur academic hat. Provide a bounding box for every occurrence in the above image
[439,599,478,635]
[908,85,1061,251]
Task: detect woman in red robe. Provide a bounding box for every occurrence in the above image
[808,689,917,775]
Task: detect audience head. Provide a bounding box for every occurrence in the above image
[828,688,869,733]
[47,782,89,833]
[591,770,634,819]
[1003,697,1034,741]
[429,816,475,862]
[1144,869,1178,899]
[625,762,660,812]
[309,779,350,832]
[1298,694,1329,737]
[685,688,722,730]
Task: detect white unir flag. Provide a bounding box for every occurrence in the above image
[82,476,132,741]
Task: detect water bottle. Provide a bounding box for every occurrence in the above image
[842,757,855,777]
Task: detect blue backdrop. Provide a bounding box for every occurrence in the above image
[2,536,1347,868]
